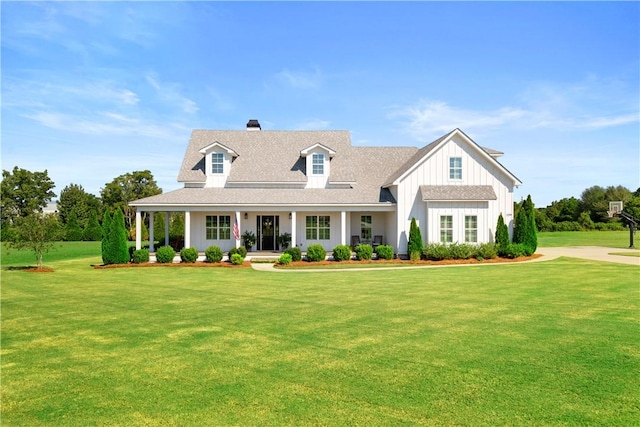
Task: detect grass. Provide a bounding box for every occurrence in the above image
[2,246,638,425]
[1,241,102,267]
[537,230,634,248]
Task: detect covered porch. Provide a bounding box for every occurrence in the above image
[134,206,395,253]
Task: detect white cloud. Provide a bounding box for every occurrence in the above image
[390,77,639,142]
[145,74,198,114]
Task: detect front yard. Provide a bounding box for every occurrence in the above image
[2,252,638,425]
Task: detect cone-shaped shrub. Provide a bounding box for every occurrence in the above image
[495,213,510,256]
[108,208,130,264]
[408,217,423,260]
[101,211,112,265]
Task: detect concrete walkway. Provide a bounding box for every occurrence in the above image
[250,246,640,272]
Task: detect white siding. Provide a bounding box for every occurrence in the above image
[203,150,232,188]
[305,148,331,188]
[393,134,516,254]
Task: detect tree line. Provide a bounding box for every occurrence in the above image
[534,185,640,232]
[0,166,178,243]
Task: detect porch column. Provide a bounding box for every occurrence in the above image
[149,212,155,252]
[341,210,347,245]
[164,212,170,247]
[184,210,191,249]
[135,210,142,250]
[291,211,297,248]
[235,211,241,249]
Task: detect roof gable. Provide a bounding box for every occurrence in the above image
[383,128,521,187]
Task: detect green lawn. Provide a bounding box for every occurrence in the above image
[538,230,634,248]
[2,251,638,425]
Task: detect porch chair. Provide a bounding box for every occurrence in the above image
[372,235,383,249]
[351,235,360,248]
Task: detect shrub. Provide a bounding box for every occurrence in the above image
[278,253,292,265]
[230,253,244,265]
[156,245,176,263]
[229,246,247,258]
[504,243,529,259]
[102,208,129,265]
[475,243,497,260]
[408,217,423,260]
[332,244,352,261]
[552,221,583,232]
[375,244,394,260]
[285,247,302,261]
[355,244,373,260]
[205,245,223,263]
[306,244,326,262]
[449,243,475,259]
[495,213,510,256]
[132,248,150,264]
[423,243,449,261]
[180,247,199,263]
[83,210,103,241]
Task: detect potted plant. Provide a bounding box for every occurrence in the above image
[241,230,256,251]
[278,232,291,250]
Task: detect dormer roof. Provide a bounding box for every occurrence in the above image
[300,143,337,157]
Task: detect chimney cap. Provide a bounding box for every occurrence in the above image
[246,119,261,130]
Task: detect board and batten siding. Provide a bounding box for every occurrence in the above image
[393,134,516,253]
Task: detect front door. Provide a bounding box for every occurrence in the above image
[258,215,279,251]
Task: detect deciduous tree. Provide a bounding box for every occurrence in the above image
[1,166,56,225]
[9,213,61,269]
[101,170,161,231]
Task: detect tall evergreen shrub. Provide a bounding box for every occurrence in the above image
[513,195,538,255]
[407,217,423,260]
[103,208,129,264]
[495,213,510,256]
[101,211,112,264]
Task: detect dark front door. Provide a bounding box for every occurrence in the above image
[258,215,279,251]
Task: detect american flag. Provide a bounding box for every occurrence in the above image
[233,213,241,241]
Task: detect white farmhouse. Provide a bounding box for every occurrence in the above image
[130,120,521,256]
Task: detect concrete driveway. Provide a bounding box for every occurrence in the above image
[535,246,640,266]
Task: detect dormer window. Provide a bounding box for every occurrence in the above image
[312,153,324,175]
[212,153,224,174]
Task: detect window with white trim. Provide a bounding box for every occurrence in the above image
[465,215,478,243]
[206,215,231,240]
[440,215,453,243]
[306,215,330,240]
[360,215,372,240]
[212,153,224,174]
[312,153,324,175]
[449,157,462,180]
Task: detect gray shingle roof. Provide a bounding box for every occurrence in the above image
[420,185,497,201]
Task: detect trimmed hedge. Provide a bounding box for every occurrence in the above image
[205,245,223,263]
[156,245,176,263]
[424,243,499,261]
[285,247,302,262]
[229,246,248,258]
[332,244,352,261]
[278,253,292,265]
[355,244,373,260]
[375,244,394,260]
[180,247,199,263]
[306,244,326,262]
[132,248,149,264]
[230,253,244,265]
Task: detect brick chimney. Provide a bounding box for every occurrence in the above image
[246,119,261,131]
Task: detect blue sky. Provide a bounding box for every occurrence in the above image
[2,1,638,207]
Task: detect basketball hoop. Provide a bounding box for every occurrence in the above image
[609,201,623,217]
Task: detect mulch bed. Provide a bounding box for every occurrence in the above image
[277,254,543,268]
[92,261,251,269]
